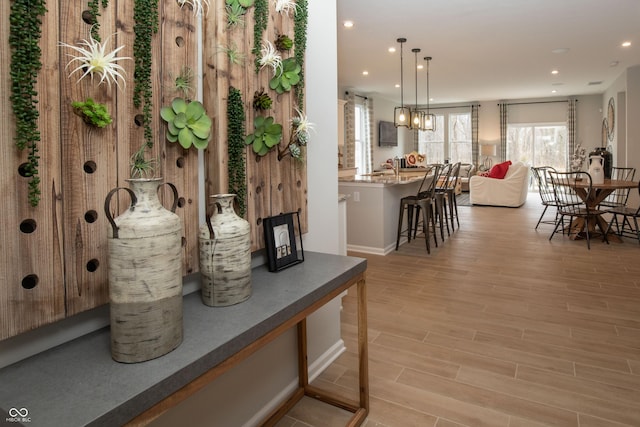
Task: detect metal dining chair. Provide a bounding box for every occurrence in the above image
[548,171,609,249]
[530,166,560,229]
[395,164,440,253]
[605,181,640,243]
[597,166,636,234]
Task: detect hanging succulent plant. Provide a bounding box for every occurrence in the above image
[71,98,113,128]
[278,108,314,161]
[275,34,293,52]
[245,116,282,156]
[269,57,301,94]
[160,98,212,150]
[252,89,273,111]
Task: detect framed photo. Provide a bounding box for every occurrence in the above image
[263,211,304,272]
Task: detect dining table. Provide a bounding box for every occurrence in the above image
[566,178,637,242]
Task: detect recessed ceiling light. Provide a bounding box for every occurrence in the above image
[343,21,354,28]
[552,48,570,54]
[622,41,631,47]
[417,65,424,70]
[551,90,557,93]
[362,70,368,76]
[551,69,559,75]
[395,84,400,88]
[388,47,396,53]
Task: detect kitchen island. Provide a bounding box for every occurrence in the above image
[338,170,427,254]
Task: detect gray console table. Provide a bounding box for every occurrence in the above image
[0,252,369,426]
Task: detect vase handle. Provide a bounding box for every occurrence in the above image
[158,182,179,213]
[104,187,137,239]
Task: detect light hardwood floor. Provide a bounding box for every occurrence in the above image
[277,192,640,427]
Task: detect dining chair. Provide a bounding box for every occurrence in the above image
[605,180,640,244]
[395,164,440,253]
[530,166,560,229]
[599,166,635,208]
[548,171,609,249]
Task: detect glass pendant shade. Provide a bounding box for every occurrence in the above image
[410,109,424,130]
[423,113,436,131]
[423,56,436,132]
[394,106,411,127]
[394,38,410,128]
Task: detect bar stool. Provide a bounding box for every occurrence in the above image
[395,164,440,253]
[432,163,453,239]
[441,162,461,232]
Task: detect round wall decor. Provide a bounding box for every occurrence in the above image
[607,97,615,141]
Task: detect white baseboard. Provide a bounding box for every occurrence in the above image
[347,241,403,255]
[243,338,347,427]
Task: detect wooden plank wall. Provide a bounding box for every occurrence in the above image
[0,1,199,339]
[0,0,307,340]
[203,0,308,251]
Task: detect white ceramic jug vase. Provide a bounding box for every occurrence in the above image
[588,155,605,185]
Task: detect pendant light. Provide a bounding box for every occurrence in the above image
[393,38,411,128]
[423,56,436,131]
[410,48,425,130]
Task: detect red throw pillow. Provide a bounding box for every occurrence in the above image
[488,160,512,179]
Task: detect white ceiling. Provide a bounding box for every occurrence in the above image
[337,0,640,105]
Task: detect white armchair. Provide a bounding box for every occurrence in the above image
[469,161,529,207]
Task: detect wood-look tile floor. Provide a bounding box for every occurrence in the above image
[277,192,640,427]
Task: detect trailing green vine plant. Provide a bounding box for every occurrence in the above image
[252,0,268,73]
[293,0,308,108]
[9,0,47,207]
[227,87,247,217]
[133,0,159,150]
[87,0,109,41]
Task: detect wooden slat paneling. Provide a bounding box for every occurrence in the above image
[204,0,308,251]
[60,3,118,316]
[0,0,65,339]
[160,3,199,275]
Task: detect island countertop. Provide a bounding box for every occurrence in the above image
[338,171,427,186]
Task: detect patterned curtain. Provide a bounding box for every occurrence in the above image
[499,103,508,161]
[344,92,356,169]
[567,99,577,170]
[471,104,479,166]
[362,97,374,174]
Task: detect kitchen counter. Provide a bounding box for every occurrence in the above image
[339,174,428,254]
[339,171,427,186]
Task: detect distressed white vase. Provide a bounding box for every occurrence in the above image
[105,178,183,363]
[199,194,251,306]
[588,155,605,185]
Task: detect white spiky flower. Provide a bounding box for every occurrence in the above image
[291,108,314,146]
[274,0,298,15]
[259,40,283,77]
[59,31,130,91]
[177,0,210,17]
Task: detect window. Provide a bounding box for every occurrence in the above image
[354,103,366,173]
[507,123,567,170]
[418,111,471,164]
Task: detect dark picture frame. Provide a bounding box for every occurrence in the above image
[263,211,304,272]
